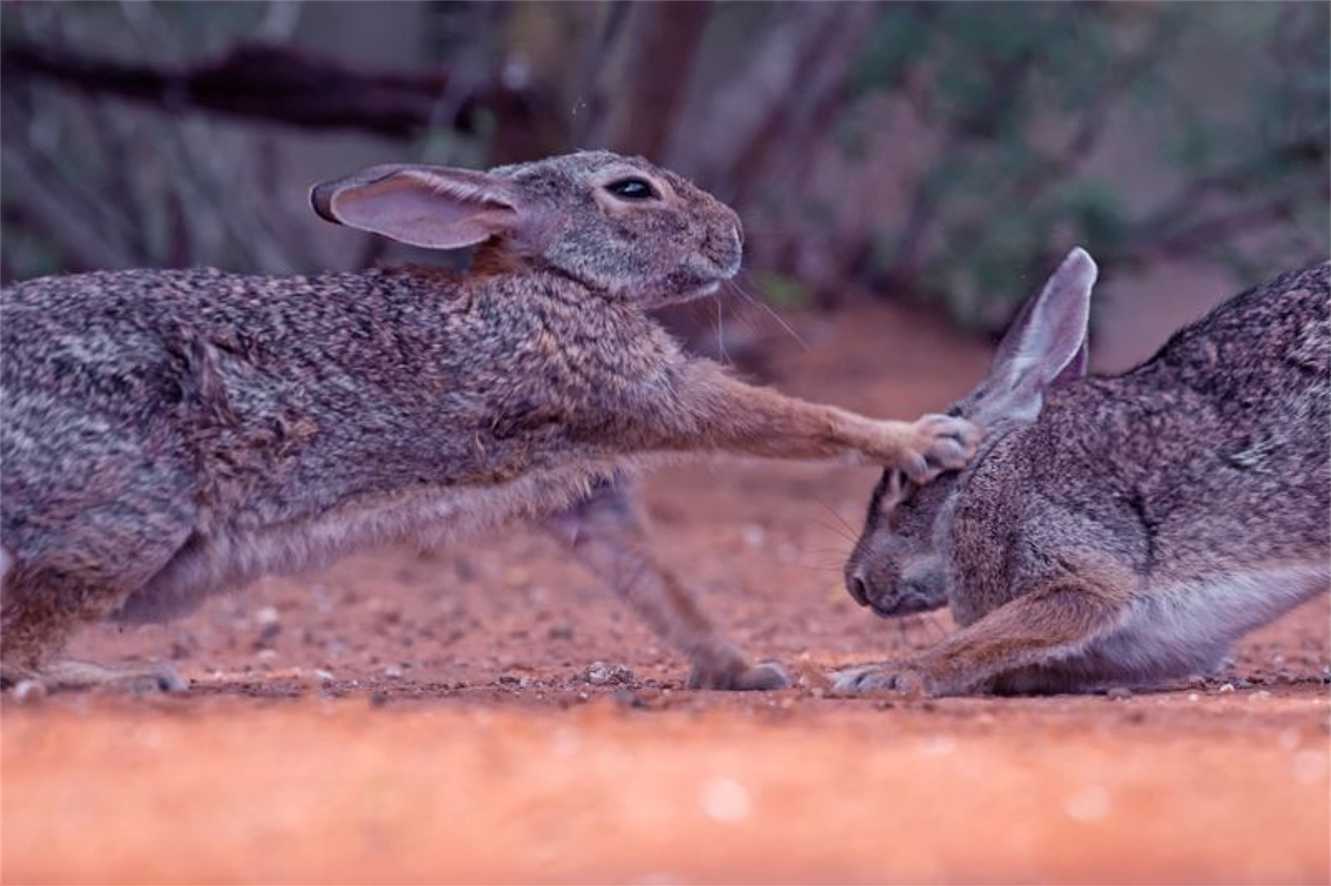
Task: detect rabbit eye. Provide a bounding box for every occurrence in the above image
[604,177,658,201]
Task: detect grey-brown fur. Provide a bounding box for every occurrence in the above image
[838,251,1329,696]
[0,150,977,692]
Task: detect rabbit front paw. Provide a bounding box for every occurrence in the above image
[689,658,791,691]
[831,662,928,695]
[896,414,982,484]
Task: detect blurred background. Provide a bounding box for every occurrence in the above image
[2,1,1328,368]
[4,10,1329,883]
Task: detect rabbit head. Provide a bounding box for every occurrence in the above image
[845,248,1096,616]
[312,150,743,308]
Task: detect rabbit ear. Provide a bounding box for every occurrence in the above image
[975,248,1097,423]
[1052,338,1089,387]
[310,164,523,250]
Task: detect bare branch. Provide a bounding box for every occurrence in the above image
[1130,192,1312,262]
[676,4,846,197]
[1009,16,1185,203]
[884,48,1038,285]
[593,2,712,159]
[1132,138,1327,242]
[1,40,545,141]
[571,1,634,146]
[0,148,135,270]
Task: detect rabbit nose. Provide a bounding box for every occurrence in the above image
[705,225,742,274]
[847,569,872,607]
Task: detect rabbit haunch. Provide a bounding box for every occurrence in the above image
[838,255,1329,696]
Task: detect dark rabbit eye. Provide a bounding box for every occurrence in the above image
[604,177,658,200]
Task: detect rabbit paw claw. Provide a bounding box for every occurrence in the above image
[832,663,926,695]
[689,659,791,691]
[904,414,982,484]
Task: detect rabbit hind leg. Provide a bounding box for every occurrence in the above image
[546,477,789,691]
[2,531,192,697]
[1,571,186,696]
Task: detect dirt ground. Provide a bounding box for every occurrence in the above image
[3,299,1329,885]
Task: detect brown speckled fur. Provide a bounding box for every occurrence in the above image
[839,254,1330,696]
[0,151,976,691]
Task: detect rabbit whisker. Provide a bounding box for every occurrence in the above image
[713,293,732,366]
[728,277,809,352]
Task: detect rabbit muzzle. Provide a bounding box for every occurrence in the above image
[846,552,947,618]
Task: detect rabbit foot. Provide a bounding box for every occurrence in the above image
[6,659,188,697]
[831,662,928,696]
[688,658,791,691]
[889,414,982,484]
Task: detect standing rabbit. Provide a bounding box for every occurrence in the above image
[0,150,979,693]
[836,249,1329,696]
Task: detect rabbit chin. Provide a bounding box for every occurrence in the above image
[871,594,945,618]
[648,278,722,307]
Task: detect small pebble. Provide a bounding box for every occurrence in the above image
[583,661,634,686]
[383,665,404,679]
[313,669,335,684]
[254,606,281,627]
[1106,687,1133,700]
[1217,682,1235,693]
[700,777,752,822]
[12,680,46,703]
[1292,749,1328,785]
[549,727,581,757]
[613,688,648,708]
[919,737,956,757]
[1064,785,1111,822]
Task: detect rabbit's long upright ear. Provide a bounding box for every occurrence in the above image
[975,247,1097,424]
[310,164,522,250]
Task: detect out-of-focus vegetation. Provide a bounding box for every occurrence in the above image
[2,2,1326,331]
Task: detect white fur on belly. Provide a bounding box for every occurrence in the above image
[123,454,678,622]
[1090,562,1329,679]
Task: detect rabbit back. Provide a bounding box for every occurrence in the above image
[1096,260,1329,571]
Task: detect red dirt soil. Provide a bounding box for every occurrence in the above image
[3,301,1328,884]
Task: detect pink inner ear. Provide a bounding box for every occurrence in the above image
[330,175,513,250]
